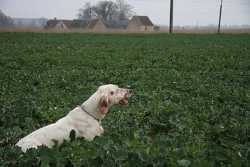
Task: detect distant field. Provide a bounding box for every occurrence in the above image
[160,26,250,34]
[0,33,249,166]
[1,27,250,34]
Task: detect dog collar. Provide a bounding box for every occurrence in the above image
[79,105,100,122]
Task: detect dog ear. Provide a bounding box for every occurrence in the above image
[98,95,110,114]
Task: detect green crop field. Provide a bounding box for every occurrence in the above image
[0,33,249,166]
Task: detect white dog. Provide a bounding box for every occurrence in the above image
[16,84,132,152]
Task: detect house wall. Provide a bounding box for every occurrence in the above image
[126,18,139,31]
[140,26,154,32]
[127,18,154,32]
[92,20,107,31]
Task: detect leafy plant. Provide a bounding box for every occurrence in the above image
[0,33,249,166]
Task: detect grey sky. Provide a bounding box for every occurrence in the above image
[1,0,250,26]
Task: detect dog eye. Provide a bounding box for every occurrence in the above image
[110,91,114,95]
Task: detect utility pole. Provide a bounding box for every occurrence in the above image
[169,0,174,33]
[218,0,223,33]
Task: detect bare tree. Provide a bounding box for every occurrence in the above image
[78,0,134,22]
[115,0,134,21]
[78,2,93,20]
[92,1,118,22]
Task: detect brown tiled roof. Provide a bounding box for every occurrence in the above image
[45,19,89,29]
[61,20,73,27]
[45,20,72,28]
[133,16,154,26]
[71,20,89,28]
[45,20,58,28]
[105,20,129,29]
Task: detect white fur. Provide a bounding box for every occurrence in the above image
[16,84,131,152]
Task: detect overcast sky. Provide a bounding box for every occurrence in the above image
[1,0,250,26]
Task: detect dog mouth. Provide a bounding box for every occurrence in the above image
[118,89,132,106]
[119,97,129,106]
[119,90,133,106]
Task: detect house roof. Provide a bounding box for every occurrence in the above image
[45,20,72,28]
[106,20,129,29]
[45,20,58,28]
[132,16,154,26]
[45,19,89,29]
[71,20,89,28]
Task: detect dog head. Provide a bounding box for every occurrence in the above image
[97,84,132,115]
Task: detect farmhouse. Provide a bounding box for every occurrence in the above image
[44,16,155,32]
[127,16,154,32]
